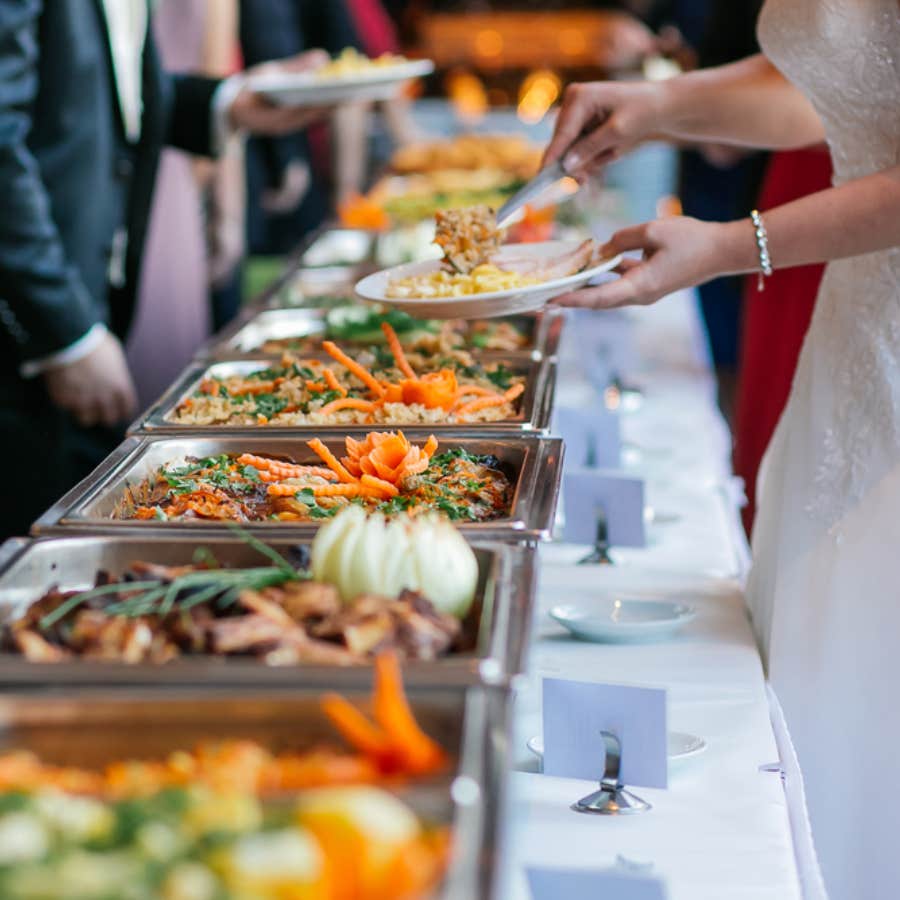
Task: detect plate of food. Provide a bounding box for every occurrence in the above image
[248,48,434,106]
[355,206,621,319]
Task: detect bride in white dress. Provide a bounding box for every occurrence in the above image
[544,2,900,897]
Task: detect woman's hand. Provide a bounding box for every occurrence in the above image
[543,80,670,178]
[554,216,750,309]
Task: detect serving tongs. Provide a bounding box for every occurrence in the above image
[495,159,571,230]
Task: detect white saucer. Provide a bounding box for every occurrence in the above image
[549,595,696,643]
[355,241,623,319]
[527,731,706,763]
[248,59,434,107]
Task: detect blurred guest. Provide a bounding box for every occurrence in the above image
[733,148,831,534]
[0,0,327,538]
[677,0,765,423]
[126,0,233,410]
[241,0,361,255]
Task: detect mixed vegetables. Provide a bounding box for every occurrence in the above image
[118,433,513,524]
[173,321,526,427]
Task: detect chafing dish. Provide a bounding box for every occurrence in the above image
[32,435,564,541]
[200,306,563,362]
[0,535,536,687]
[0,683,512,899]
[129,353,557,436]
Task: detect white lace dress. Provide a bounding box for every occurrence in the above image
[748,2,900,897]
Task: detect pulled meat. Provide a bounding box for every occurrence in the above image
[434,205,504,273]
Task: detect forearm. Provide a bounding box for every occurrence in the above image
[660,54,825,149]
[718,166,900,274]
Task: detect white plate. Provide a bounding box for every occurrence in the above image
[549,595,696,643]
[248,59,435,107]
[527,732,706,763]
[355,241,623,319]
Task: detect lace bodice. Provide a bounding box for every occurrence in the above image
[758,0,900,185]
[754,0,900,528]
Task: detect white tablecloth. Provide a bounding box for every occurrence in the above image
[496,292,801,899]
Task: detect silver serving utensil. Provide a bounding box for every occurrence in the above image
[578,505,614,565]
[495,160,569,229]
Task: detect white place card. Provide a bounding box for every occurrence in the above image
[542,678,667,788]
[553,404,621,470]
[528,868,668,900]
[561,468,645,547]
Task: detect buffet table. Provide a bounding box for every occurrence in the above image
[496,291,803,899]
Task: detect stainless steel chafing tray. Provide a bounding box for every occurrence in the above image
[0,683,512,900]
[0,535,536,687]
[128,353,557,436]
[32,435,564,541]
[199,306,564,362]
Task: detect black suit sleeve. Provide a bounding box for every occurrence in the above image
[167,74,221,157]
[0,0,101,362]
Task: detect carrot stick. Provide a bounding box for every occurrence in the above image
[423,435,438,458]
[306,380,328,393]
[360,474,400,497]
[307,438,358,484]
[504,383,525,401]
[322,340,385,398]
[454,394,509,419]
[321,366,347,396]
[321,693,392,759]
[381,322,417,381]
[267,483,312,497]
[312,483,365,498]
[318,397,377,416]
[454,385,496,398]
[373,653,446,773]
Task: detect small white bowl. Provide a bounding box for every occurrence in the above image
[549,595,696,643]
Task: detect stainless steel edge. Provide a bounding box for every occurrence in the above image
[0,538,30,572]
[30,436,146,536]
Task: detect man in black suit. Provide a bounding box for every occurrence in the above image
[0,0,326,537]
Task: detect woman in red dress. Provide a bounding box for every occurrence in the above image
[733,147,832,534]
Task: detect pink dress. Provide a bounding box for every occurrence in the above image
[126,0,211,410]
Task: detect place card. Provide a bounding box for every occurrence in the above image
[553,405,621,470]
[542,678,667,788]
[527,868,668,900]
[565,308,638,382]
[561,469,645,547]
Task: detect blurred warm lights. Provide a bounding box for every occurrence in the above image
[474,29,504,59]
[559,29,586,56]
[445,69,488,123]
[517,69,561,125]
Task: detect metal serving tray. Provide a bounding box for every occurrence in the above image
[0,683,512,900]
[0,535,536,687]
[32,434,564,541]
[129,353,557,436]
[199,305,564,362]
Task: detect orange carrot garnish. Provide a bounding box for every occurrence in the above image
[454,383,523,420]
[307,438,358,484]
[313,482,365,498]
[322,341,385,398]
[400,369,458,410]
[373,653,446,774]
[321,366,347,396]
[360,474,400,498]
[320,694,393,759]
[318,397,377,416]
[381,322,417,380]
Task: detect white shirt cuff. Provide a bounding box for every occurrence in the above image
[211,73,248,155]
[20,323,108,379]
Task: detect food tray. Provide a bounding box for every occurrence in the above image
[0,683,511,900]
[32,434,564,541]
[129,353,557,436]
[0,535,536,687]
[199,305,564,362]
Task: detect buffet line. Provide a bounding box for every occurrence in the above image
[0,170,578,895]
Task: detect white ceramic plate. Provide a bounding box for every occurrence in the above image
[247,59,435,107]
[355,241,623,319]
[549,594,696,643]
[527,732,706,763]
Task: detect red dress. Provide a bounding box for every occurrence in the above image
[733,147,832,534]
